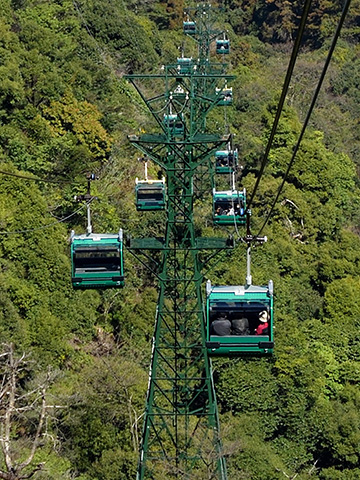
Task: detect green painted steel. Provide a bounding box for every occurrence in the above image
[71,233,124,289]
[125,5,236,479]
[206,283,274,356]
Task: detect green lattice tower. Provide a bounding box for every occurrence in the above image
[126,5,233,479]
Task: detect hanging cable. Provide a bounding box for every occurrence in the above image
[0,169,83,185]
[256,0,352,237]
[0,201,93,235]
[246,0,312,211]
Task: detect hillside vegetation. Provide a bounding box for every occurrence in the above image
[1,0,360,479]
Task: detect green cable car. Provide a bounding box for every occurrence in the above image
[206,280,274,356]
[183,21,196,35]
[71,230,124,289]
[215,86,233,106]
[216,39,230,54]
[177,57,193,74]
[135,177,166,211]
[163,114,185,137]
[215,149,238,174]
[213,188,246,225]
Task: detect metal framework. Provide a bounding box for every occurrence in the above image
[126,6,233,479]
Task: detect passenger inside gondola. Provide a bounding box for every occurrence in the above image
[214,200,231,216]
[215,87,233,105]
[214,199,244,217]
[232,317,250,335]
[210,313,231,336]
[255,310,269,335]
[216,39,230,54]
[210,305,269,337]
[215,151,236,169]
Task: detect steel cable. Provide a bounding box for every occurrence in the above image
[246,0,313,211]
[256,0,352,237]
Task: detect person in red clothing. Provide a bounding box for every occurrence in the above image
[255,310,269,335]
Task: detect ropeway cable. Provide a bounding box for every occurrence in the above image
[256,0,352,237]
[246,0,313,211]
[0,201,92,235]
[0,169,83,185]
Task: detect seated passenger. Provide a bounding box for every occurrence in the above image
[215,206,224,216]
[235,203,244,216]
[211,314,231,336]
[232,317,250,335]
[227,206,234,216]
[255,310,269,335]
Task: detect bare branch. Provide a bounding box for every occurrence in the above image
[16,388,47,471]
[0,344,60,480]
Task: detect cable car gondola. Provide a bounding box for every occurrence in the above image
[205,280,274,356]
[183,20,196,35]
[71,230,124,289]
[163,114,185,137]
[177,57,193,74]
[216,39,230,54]
[215,149,238,174]
[215,86,232,106]
[213,188,246,225]
[135,177,166,211]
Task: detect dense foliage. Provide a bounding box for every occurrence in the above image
[1,0,360,479]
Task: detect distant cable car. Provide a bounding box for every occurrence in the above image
[205,278,274,356]
[216,39,230,54]
[183,21,196,35]
[163,114,184,137]
[177,57,193,74]
[213,188,246,225]
[215,86,233,106]
[135,178,166,211]
[71,230,124,289]
[215,149,238,174]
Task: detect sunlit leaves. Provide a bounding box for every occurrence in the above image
[43,88,113,163]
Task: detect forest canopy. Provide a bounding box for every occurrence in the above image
[1,0,360,479]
